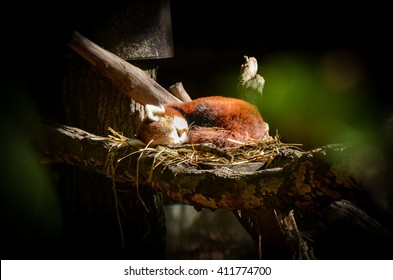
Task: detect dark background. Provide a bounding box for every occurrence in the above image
[1,0,392,259]
[2,0,392,147]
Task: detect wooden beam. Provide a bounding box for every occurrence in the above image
[67,31,180,106]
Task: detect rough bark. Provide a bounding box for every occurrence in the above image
[35,120,374,214]
[31,119,393,259]
[234,209,315,259]
[57,51,167,259]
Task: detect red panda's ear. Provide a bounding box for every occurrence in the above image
[145,104,165,121]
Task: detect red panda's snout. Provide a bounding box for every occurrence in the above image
[137,104,189,146]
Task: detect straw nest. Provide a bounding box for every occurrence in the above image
[104,128,304,212]
[106,128,304,170]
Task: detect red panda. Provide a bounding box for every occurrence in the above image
[137,96,268,149]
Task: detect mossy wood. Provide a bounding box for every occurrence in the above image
[36,120,373,214]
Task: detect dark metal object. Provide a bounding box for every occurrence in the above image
[79,0,174,60]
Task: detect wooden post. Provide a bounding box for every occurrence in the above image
[58,0,173,259]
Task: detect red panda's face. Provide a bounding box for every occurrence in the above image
[137,104,188,146]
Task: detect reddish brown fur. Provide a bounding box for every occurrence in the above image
[138,96,267,148]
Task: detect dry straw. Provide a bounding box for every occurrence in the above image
[107,128,303,171]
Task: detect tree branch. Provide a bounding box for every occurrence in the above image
[169,82,192,102]
[35,120,374,213]
[67,31,180,106]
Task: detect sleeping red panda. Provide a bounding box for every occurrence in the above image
[137,96,268,149]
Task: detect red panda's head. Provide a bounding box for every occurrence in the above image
[137,104,188,146]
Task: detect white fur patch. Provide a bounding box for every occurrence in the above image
[169,116,188,144]
[145,104,165,122]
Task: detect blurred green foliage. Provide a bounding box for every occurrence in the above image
[260,49,376,149]
[213,49,383,150]
[0,79,63,258]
